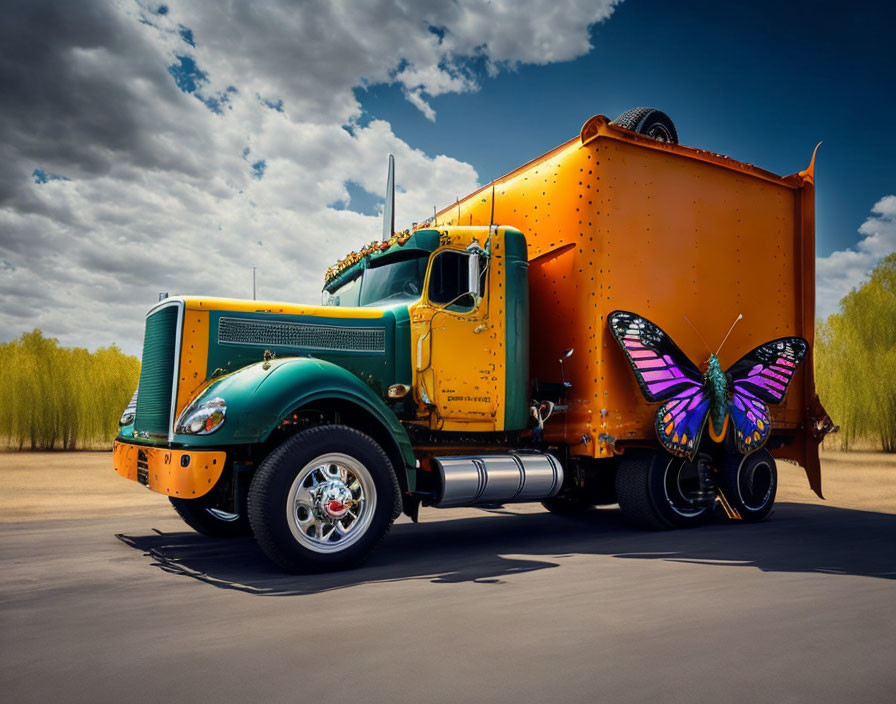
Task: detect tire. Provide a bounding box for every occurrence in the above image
[615,451,713,529]
[719,450,777,522]
[169,495,252,538]
[248,425,401,573]
[542,495,591,515]
[611,107,678,144]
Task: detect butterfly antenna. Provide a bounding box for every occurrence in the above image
[716,314,744,355]
[683,316,712,356]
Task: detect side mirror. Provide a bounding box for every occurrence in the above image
[467,251,481,302]
[465,238,485,255]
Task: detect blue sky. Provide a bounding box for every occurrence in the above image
[1,0,893,354]
[357,0,895,259]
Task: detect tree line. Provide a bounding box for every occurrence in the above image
[815,252,896,452]
[0,330,140,450]
[0,255,893,452]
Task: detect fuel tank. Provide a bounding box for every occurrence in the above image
[432,452,563,508]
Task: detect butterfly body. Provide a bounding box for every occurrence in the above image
[704,353,729,437]
[609,310,808,460]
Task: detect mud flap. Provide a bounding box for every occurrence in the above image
[771,394,836,499]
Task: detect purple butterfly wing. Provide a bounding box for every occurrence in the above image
[726,337,807,454]
[729,389,772,454]
[609,311,709,459]
[608,310,704,402]
[656,387,711,460]
[727,337,809,405]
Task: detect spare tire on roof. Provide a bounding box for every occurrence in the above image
[611,107,678,144]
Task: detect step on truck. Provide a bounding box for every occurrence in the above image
[114,108,835,572]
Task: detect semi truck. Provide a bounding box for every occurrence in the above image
[113,108,834,572]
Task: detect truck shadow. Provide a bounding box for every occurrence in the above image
[115,502,896,596]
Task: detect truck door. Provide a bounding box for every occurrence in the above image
[411,246,501,431]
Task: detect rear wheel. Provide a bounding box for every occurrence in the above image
[611,107,678,144]
[720,450,777,522]
[248,425,400,572]
[616,451,713,529]
[169,495,252,538]
[542,495,592,515]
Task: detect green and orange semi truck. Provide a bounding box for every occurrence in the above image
[114,108,833,572]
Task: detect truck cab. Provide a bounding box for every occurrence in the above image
[324,226,529,433]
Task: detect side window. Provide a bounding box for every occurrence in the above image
[428,250,481,309]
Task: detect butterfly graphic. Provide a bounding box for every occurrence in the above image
[608,310,808,460]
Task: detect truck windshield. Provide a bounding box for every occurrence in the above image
[325,252,430,307]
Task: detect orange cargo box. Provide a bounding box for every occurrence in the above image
[435,115,824,496]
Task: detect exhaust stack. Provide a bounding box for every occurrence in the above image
[382,154,395,242]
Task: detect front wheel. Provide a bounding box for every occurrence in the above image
[719,450,777,522]
[248,425,400,572]
[170,495,252,537]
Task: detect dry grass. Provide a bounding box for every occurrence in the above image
[0,451,164,523]
[778,448,896,513]
[0,449,894,523]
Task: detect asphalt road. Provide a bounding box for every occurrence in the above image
[2,495,894,704]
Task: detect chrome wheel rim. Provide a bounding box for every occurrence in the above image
[206,508,241,522]
[286,453,376,554]
[663,458,709,518]
[645,122,673,142]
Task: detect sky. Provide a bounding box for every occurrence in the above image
[1,0,894,357]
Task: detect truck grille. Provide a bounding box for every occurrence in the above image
[134,303,181,438]
[218,317,385,352]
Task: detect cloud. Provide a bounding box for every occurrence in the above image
[0,0,620,355]
[167,0,620,121]
[816,195,896,318]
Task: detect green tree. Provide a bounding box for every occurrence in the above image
[816,252,896,451]
[0,330,140,450]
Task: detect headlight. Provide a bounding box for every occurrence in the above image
[175,397,227,435]
[119,390,138,426]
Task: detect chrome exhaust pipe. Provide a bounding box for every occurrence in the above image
[432,452,564,508]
